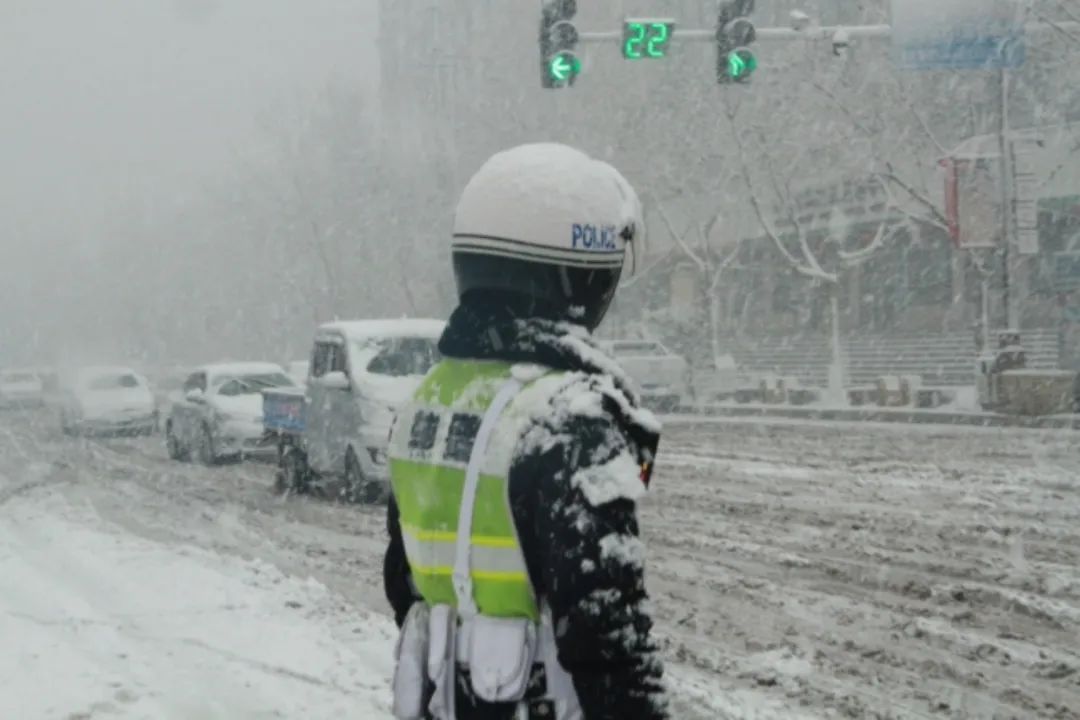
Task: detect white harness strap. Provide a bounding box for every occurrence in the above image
[432,378,523,720]
[452,377,523,616]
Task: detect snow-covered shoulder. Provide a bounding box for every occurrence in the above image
[507,365,659,508]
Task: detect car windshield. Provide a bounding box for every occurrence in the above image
[87,374,141,391]
[218,372,294,395]
[362,338,440,377]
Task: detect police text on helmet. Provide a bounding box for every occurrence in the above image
[571,224,619,251]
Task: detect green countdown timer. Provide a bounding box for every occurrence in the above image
[623,19,675,60]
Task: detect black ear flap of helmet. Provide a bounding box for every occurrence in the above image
[620,222,638,275]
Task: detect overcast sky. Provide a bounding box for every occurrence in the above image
[0,0,377,239]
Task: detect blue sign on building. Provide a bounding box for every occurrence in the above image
[892,0,1026,71]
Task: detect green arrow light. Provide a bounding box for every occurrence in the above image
[728,53,745,77]
[727,50,757,80]
[548,52,580,83]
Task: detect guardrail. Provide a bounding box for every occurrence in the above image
[711,329,1061,387]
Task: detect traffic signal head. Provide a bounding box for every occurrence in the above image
[540,0,580,88]
[717,0,757,84]
[547,52,582,84]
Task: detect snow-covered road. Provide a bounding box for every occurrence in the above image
[0,424,397,719]
[1,410,1077,719]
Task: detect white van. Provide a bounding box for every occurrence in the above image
[263,319,445,502]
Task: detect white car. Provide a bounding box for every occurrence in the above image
[166,362,297,464]
[0,369,45,409]
[59,366,158,436]
[600,339,690,412]
[263,319,445,502]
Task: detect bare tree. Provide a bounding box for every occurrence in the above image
[726,96,911,399]
[648,197,743,371]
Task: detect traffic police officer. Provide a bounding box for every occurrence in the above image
[385,143,667,720]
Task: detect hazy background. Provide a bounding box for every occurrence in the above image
[3,0,1078,377]
[1,0,377,365]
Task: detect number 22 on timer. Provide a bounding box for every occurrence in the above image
[623,21,674,59]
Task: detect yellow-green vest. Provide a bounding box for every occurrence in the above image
[388,359,556,621]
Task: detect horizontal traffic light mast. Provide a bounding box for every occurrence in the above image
[576,24,892,43]
[573,20,1080,48]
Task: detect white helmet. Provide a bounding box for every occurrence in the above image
[452,143,643,330]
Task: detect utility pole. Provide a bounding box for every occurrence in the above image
[998,66,1016,332]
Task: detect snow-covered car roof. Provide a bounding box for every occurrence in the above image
[316,319,446,343]
[71,365,140,379]
[64,366,144,388]
[196,362,288,380]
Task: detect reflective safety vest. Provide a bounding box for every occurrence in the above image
[388,359,548,621]
[388,359,585,720]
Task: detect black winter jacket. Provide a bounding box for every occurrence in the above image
[383,301,668,720]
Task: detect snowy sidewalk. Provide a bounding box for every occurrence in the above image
[0,476,397,720]
[673,401,1080,430]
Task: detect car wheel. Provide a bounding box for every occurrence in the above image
[343,447,381,505]
[196,425,217,466]
[165,422,189,461]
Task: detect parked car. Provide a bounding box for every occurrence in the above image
[263,319,445,502]
[59,366,157,436]
[166,362,296,464]
[0,368,46,409]
[599,339,690,412]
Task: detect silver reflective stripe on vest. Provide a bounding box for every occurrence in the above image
[400,531,529,580]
